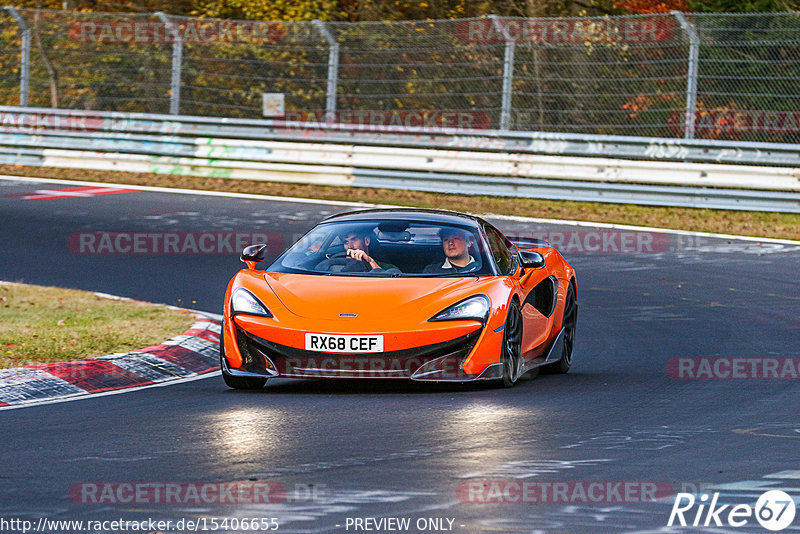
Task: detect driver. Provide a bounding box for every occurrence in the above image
[341,229,397,271]
[423,227,478,273]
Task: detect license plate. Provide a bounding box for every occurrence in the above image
[304,333,384,353]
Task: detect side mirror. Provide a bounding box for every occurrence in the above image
[241,243,267,270]
[518,250,545,269]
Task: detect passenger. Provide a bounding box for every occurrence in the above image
[423,227,478,273]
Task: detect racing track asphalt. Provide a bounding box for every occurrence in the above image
[1,177,799,533]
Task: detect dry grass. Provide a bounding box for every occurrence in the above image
[1,164,798,241]
[0,282,197,368]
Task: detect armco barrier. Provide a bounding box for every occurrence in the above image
[2,106,799,166]
[6,144,799,192]
[0,106,799,212]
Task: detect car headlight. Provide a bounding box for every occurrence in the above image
[231,288,272,317]
[429,295,490,322]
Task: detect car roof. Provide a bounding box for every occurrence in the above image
[321,208,484,229]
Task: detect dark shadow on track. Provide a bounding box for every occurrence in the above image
[211,368,600,395]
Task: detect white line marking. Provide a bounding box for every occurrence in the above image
[488,214,800,246]
[1,174,797,244]
[766,471,800,479]
[28,189,95,198]
[0,174,390,208]
[25,187,126,199]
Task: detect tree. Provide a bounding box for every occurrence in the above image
[689,0,800,11]
[614,0,688,13]
[191,0,338,21]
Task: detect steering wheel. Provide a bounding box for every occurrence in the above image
[315,251,369,273]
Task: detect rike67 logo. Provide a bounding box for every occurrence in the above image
[669,490,796,531]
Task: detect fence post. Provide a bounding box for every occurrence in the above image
[672,11,699,140]
[156,12,182,115]
[489,15,515,131]
[5,7,30,107]
[313,20,339,125]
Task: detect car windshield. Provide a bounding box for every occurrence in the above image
[268,220,494,277]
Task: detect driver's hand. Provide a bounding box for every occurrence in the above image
[347,249,378,268]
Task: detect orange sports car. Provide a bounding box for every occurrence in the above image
[220,209,577,389]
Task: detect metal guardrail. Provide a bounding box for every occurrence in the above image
[354,170,800,213]
[2,138,797,192]
[1,106,798,167]
[0,106,798,212]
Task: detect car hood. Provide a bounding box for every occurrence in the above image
[263,272,493,321]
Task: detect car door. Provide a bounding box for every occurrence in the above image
[484,223,557,361]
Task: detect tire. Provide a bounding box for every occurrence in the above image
[220,329,268,390]
[542,283,577,375]
[498,300,523,388]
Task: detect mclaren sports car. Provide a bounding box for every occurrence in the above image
[221,209,577,389]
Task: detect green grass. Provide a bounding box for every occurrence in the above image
[0,282,197,368]
[1,164,799,241]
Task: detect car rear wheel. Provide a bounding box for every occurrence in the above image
[498,300,523,388]
[220,330,268,390]
[543,283,577,375]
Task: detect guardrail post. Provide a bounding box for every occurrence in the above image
[156,12,182,115]
[672,11,699,140]
[313,20,339,125]
[489,15,515,131]
[5,7,30,107]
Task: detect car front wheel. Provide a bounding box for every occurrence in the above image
[498,300,523,388]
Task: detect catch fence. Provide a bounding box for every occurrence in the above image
[0,9,798,143]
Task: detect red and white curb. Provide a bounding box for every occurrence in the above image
[0,305,222,410]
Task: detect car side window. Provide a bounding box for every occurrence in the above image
[485,226,514,275]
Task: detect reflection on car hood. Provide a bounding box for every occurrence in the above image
[263,272,491,321]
